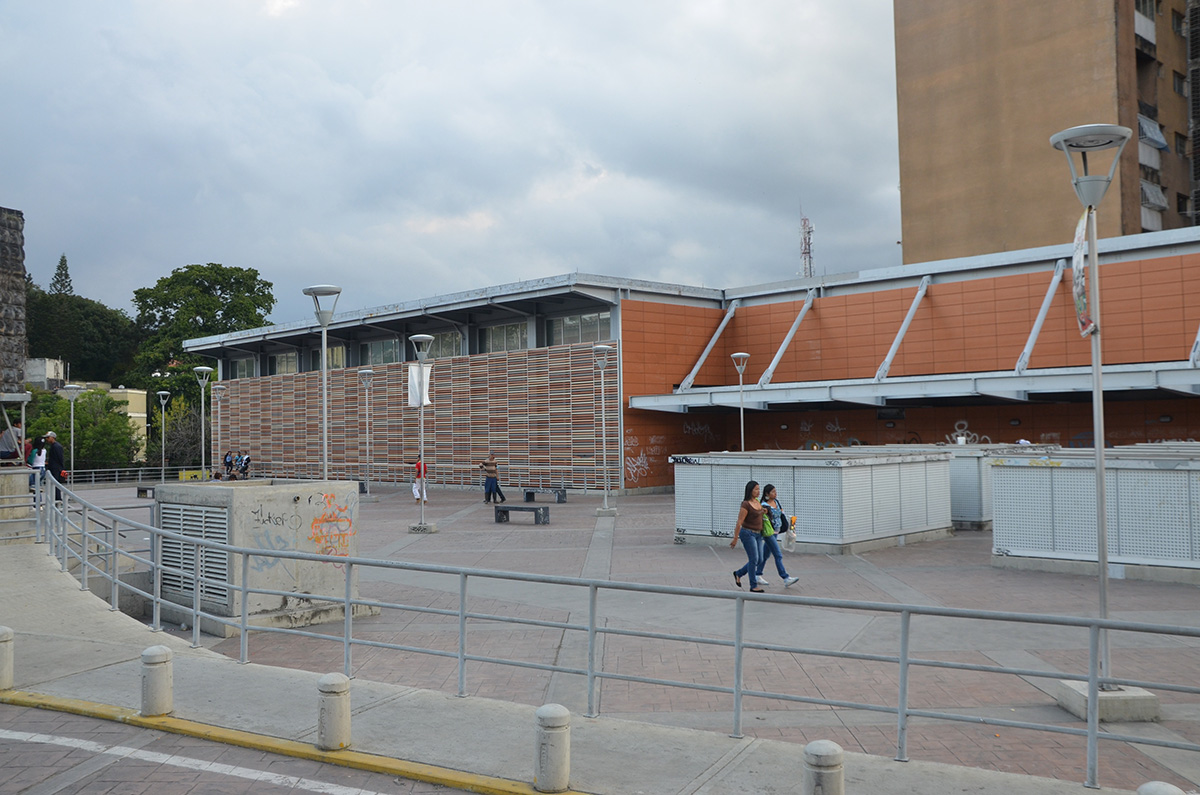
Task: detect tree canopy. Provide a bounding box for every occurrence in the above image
[49,254,73,295]
[133,263,275,377]
[21,388,141,469]
[26,277,138,383]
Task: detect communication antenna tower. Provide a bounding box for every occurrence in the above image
[799,207,814,278]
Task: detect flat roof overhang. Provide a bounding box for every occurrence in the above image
[628,361,1200,413]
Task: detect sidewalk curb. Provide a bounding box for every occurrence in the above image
[0,689,592,795]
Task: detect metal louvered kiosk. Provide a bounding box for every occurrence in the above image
[154,480,372,635]
[670,450,953,553]
[991,446,1200,584]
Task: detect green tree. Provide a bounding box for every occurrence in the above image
[144,396,203,470]
[133,263,275,379]
[26,279,138,383]
[23,388,140,470]
[49,254,73,295]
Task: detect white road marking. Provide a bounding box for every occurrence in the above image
[0,728,392,795]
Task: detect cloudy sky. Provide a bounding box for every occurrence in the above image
[1,1,900,324]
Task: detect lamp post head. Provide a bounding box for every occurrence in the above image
[730,352,750,376]
[411,333,434,361]
[358,368,375,388]
[303,284,342,328]
[156,390,170,407]
[1049,124,1132,208]
[60,384,83,402]
[211,384,227,401]
[593,343,614,370]
[193,365,214,387]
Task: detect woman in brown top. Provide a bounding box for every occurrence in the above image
[729,480,765,592]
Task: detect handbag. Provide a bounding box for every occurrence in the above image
[761,513,775,537]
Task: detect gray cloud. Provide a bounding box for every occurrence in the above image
[1,0,900,323]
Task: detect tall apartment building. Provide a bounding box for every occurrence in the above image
[895,0,1196,265]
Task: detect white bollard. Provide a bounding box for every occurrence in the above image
[1138,783,1187,795]
[803,739,844,795]
[533,703,571,793]
[140,645,173,716]
[317,672,351,751]
[0,627,13,690]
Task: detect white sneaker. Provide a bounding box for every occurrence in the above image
[756,577,769,586]
[784,576,800,588]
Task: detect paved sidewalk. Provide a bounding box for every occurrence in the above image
[2,484,1198,793]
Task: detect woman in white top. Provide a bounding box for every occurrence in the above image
[28,436,47,488]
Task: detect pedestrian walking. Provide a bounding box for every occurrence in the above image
[412,455,428,502]
[730,480,765,592]
[756,484,800,587]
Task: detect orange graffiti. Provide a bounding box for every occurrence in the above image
[308,493,354,557]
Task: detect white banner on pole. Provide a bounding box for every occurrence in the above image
[1071,208,1096,337]
[407,362,432,407]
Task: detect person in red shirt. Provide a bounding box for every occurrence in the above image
[412,455,428,503]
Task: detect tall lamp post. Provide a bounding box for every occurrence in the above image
[1050,124,1131,696]
[211,384,227,477]
[357,369,374,494]
[156,390,170,482]
[303,284,342,481]
[593,344,614,512]
[194,366,213,481]
[60,384,83,475]
[731,352,750,452]
[411,334,433,531]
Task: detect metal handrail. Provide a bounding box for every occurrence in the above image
[33,473,1200,789]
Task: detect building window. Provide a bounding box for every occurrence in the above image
[267,351,298,375]
[309,345,345,371]
[230,358,255,379]
[360,339,399,366]
[1176,132,1189,156]
[1142,179,1170,211]
[1178,192,1191,215]
[427,331,460,359]
[480,322,529,353]
[1174,71,1189,97]
[548,311,612,345]
[1172,9,1186,35]
[1135,0,1155,17]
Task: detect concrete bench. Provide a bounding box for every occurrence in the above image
[523,487,567,504]
[495,505,549,525]
[137,486,155,499]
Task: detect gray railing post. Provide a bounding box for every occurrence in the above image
[534,704,570,793]
[457,572,468,697]
[731,597,745,738]
[895,610,911,761]
[79,504,90,592]
[343,562,353,677]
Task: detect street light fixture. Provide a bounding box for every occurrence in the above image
[211,384,227,478]
[357,369,374,495]
[411,334,433,530]
[303,284,342,480]
[156,391,170,482]
[60,384,83,475]
[593,344,614,512]
[1050,123,1131,696]
[194,366,213,481]
[731,352,750,452]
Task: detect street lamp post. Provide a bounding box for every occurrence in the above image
[211,384,227,477]
[357,369,374,495]
[303,285,342,481]
[194,366,213,481]
[731,352,750,452]
[60,384,83,474]
[156,391,170,482]
[410,335,433,530]
[1050,124,1131,696]
[593,344,614,512]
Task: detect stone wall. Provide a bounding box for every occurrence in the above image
[0,207,25,394]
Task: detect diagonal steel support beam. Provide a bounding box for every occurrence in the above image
[1015,259,1067,375]
[758,289,817,387]
[678,299,741,391]
[1190,321,1200,368]
[874,276,931,382]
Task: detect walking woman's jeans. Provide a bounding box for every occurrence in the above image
[756,532,790,579]
[733,527,762,588]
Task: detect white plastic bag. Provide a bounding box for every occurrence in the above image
[784,528,796,552]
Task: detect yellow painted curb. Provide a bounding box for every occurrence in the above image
[1,689,592,795]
